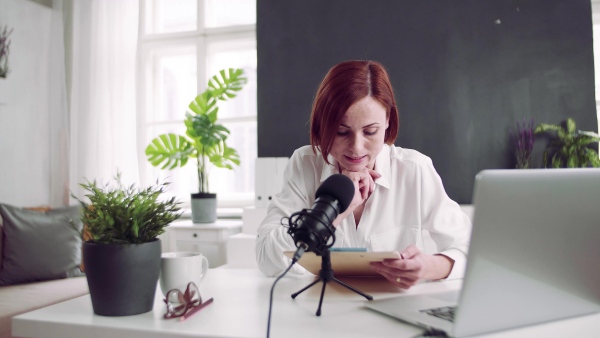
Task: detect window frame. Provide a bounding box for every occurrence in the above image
[137,0,257,211]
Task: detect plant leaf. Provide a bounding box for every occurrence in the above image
[566,118,576,134]
[208,68,248,101]
[145,134,194,169]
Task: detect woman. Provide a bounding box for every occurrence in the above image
[255,60,471,289]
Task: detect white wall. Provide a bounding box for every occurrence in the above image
[0,0,57,207]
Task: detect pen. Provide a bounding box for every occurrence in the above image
[180,297,214,321]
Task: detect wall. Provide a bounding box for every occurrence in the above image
[0,0,66,207]
[257,0,598,204]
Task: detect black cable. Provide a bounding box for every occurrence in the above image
[266,245,306,338]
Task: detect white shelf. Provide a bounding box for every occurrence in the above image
[165,219,242,268]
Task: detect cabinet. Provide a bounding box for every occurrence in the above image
[166,219,242,268]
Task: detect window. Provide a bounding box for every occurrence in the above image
[138,0,257,209]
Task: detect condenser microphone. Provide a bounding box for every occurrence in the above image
[287,174,355,256]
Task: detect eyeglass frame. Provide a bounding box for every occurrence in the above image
[163,281,202,319]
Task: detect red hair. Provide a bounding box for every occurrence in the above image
[309,60,399,163]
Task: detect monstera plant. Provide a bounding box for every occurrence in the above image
[534,117,600,168]
[145,68,247,222]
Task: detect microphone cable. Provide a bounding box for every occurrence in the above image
[266,244,306,338]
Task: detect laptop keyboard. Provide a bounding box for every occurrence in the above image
[420,306,456,322]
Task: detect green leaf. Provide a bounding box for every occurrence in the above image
[566,155,576,168]
[534,123,562,134]
[588,149,600,167]
[209,144,240,169]
[551,154,561,168]
[208,68,248,101]
[145,134,194,169]
[190,114,230,148]
[189,91,216,116]
[566,118,576,134]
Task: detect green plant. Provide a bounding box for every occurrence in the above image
[534,118,600,168]
[145,68,247,194]
[72,173,182,245]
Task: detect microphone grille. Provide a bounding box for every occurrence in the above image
[315,174,355,212]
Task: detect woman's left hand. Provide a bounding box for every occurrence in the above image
[369,245,453,289]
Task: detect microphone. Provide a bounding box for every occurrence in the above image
[287,174,355,257]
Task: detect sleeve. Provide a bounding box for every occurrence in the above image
[255,150,316,277]
[419,159,472,280]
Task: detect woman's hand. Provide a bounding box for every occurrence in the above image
[369,245,454,289]
[332,168,380,227]
[341,168,380,203]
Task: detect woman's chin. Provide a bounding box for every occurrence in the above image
[341,162,368,172]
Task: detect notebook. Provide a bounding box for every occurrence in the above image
[365,169,600,337]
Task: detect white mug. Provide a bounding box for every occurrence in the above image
[159,252,209,297]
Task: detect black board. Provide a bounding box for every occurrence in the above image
[257,0,597,203]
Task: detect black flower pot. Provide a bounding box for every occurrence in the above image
[83,239,161,316]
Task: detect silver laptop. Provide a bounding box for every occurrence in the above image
[365,169,600,337]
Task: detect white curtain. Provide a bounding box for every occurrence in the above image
[49,0,70,207]
[69,0,140,200]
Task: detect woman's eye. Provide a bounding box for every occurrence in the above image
[364,129,378,136]
[337,131,349,136]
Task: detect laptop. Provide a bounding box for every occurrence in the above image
[365,169,600,337]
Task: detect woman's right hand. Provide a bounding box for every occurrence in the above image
[332,168,381,226]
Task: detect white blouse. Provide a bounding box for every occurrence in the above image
[255,144,471,279]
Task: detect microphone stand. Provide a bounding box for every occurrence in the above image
[290,248,373,316]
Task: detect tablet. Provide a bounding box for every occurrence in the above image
[283,250,400,277]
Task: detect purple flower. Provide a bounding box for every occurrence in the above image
[0,25,14,78]
[511,118,535,169]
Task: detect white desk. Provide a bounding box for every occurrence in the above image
[13,269,600,338]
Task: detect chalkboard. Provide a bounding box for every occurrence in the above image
[257,0,597,204]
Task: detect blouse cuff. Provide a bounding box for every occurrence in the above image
[436,248,467,280]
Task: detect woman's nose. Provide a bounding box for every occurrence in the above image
[349,134,365,151]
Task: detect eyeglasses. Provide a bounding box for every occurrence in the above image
[163,282,202,319]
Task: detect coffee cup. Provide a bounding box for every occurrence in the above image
[159,252,209,297]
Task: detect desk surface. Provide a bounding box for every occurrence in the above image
[13,269,600,338]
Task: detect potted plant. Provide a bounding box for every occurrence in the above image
[534,117,600,168]
[72,173,182,316]
[145,68,247,223]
